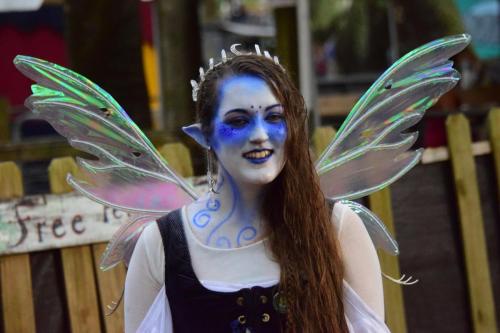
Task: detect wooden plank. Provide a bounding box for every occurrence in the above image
[312,126,336,159]
[316,93,360,117]
[487,108,500,195]
[368,188,407,333]
[421,141,491,164]
[0,162,23,198]
[92,243,126,333]
[48,157,102,333]
[446,114,498,332]
[159,142,194,177]
[0,162,36,333]
[0,130,172,162]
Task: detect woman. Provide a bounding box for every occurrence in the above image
[124,54,387,332]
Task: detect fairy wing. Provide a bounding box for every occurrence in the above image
[14,56,199,268]
[317,34,470,254]
[14,55,197,213]
[100,214,163,270]
[316,34,470,200]
[339,200,398,255]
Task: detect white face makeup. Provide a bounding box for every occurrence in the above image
[210,75,287,186]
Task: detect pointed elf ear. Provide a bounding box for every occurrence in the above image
[182,123,209,149]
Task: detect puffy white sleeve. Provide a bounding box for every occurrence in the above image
[124,222,165,333]
[333,202,385,319]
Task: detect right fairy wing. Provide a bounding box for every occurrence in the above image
[315,35,470,255]
[339,200,398,255]
[14,56,199,269]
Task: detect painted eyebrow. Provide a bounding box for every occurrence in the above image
[265,104,283,112]
[223,108,249,117]
[223,104,284,117]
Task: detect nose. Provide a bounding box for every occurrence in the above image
[249,121,269,144]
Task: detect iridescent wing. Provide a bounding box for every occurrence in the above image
[316,34,470,201]
[100,214,162,270]
[339,200,398,255]
[14,56,197,213]
[317,35,470,254]
[14,56,199,268]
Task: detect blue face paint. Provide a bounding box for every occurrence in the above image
[211,75,287,153]
[214,110,287,148]
[209,74,288,188]
[189,74,288,249]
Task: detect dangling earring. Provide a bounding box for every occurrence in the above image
[207,147,217,194]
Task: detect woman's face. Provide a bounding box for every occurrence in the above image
[210,74,287,186]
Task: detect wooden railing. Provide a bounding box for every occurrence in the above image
[0,108,499,332]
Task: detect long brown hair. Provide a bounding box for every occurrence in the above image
[195,54,347,332]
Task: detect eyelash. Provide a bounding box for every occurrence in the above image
[266,113,284,123]
[225,117,249,127]
[224,112,284,128]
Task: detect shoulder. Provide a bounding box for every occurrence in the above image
[331,201,371,243]
[132,221,165,284]
[329,201,349,234]
[331,201,385,319]
[140,221,163,248]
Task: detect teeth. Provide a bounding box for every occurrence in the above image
[244,150,272,159]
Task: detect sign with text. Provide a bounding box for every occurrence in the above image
[0,192,131,255]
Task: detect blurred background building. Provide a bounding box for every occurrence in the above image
[1,0,499,148]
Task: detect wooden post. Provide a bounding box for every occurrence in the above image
[487,108,500,195]
[159,142,194,177]
[446,114,498,332]
[155,0,201,137]
[274,5,299,86]
[0,98,9,144]
[312,126,336,159]
[92,244,126,333]
[368,188,407,333]
[48,157,102,333]
[0,162,36,333]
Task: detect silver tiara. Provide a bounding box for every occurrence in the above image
[190,43,282,102]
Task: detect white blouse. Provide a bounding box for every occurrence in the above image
[125,203,390,332]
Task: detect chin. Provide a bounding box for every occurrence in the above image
[239,170,281,186]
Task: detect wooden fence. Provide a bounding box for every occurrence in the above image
[0,143,193,333]
[372,109,499,333]
[0,109,499,332]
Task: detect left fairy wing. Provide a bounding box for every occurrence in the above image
[14,56,197,214]
[316,34,471,201]
[100,214,162,270]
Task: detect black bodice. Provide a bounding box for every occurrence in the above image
[156,210,287,333]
